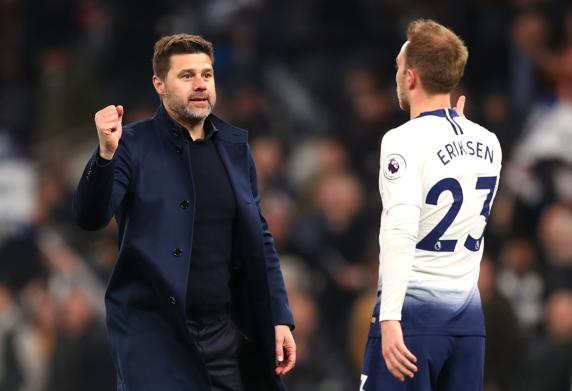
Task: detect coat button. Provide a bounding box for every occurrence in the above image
[172,248,183,257]
[176,146,183,154]
[171,128,181,138]
[169,296,176,305]
[179,200,190,209]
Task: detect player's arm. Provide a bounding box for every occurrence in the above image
[379,204,419,381]
[377,131,422,381]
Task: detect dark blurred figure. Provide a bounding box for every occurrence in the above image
[250,136,291,196]
[537,204,572,292]
[0,282,24,391]
[292,170,376,367]
[479,257,524,391]
[339,67,402,196]
[14,279,55,391]
[281,258,355,391]
[513,289,572,391]
[497,237,544,334]
[44,286,114,391]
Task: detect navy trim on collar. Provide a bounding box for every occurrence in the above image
[416,108,459,119]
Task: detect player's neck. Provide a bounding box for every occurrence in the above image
[409,93,452,119]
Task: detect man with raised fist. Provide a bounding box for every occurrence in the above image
[74,34,295,391]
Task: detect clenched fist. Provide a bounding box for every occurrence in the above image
[95,105,124,160]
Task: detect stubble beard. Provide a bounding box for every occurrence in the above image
[165,92,214,125]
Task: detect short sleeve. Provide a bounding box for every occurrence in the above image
[379,130,423,211]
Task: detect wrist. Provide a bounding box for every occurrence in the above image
[99,147,115,160]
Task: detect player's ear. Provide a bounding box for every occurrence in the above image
[152,75,165,95]
[406,69,416,90]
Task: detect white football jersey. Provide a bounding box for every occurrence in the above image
[376,108,502,336]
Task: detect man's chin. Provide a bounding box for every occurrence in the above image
[183,110,211,123]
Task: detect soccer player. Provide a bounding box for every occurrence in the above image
[360,20,502,391]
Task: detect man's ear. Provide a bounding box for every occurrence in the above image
[152,75,164,96]
[406,69,417,91]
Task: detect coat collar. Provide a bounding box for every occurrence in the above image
[153,104,248,145]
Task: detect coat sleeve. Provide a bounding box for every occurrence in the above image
[73,138,132,231]
[247,145,295,328]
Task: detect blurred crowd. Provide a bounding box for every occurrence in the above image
[1,0,572,390]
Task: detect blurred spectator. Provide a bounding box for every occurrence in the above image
[286,137,348,195]
[0,133,36,237]
[478,88,519,159]
[281,257,355,391]
[14,280,55,391]
[348,250,379,376]
[497,237,544,333]
[537,204,572,292]
[513,289,572,391]
[292,170,376,365]
[43,286,114,391]
[250,136,290,196]
[34,46,100,144]
[479,257,524,391]
[226,83,276,140]
[339,67,402,192]
[0,283,23,390]
[38,229,105,318]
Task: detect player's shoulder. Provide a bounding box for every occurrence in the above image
[381,117,431,151]
[458,117,502,148]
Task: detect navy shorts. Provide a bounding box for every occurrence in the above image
[361,333,485,391]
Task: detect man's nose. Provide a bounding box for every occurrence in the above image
[193,78,207,90]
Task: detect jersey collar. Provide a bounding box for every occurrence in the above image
[416,108,459,119]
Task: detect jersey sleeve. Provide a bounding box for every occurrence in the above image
[378,129,423,210]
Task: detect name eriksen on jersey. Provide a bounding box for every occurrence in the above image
[437,140,494,166]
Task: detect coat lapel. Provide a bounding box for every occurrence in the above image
[210,116,252,205]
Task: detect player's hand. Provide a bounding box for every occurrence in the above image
[454,95,466,117]
[381,320,417,381]
[274,325,296,376]
[95,105,124,160]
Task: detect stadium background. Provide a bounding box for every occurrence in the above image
[1,0,572,390]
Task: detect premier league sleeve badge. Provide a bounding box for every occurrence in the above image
[383,153,407,180]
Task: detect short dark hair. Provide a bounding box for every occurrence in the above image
[152,34,214,80]
[405,19,468,94]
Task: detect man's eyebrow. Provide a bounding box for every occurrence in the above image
[177,67,213,74]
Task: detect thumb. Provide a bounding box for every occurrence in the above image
[455,95,466,117]
[275,335,284,363]
[116,105,124,123]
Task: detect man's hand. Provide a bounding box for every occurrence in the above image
[274,325,296,376]
[95,105,124,160]
[381,320,417,381]
[454,95,466,117]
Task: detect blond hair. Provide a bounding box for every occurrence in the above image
[405,19,468,94]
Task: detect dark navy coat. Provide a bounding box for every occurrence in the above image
[73,105,294,391]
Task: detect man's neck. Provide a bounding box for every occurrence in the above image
[409,93,452,119]
[164,104,205,140]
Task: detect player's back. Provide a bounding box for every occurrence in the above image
[380,108,502,336]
